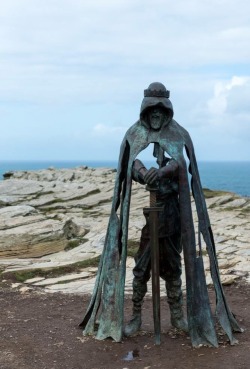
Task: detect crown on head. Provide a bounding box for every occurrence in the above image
[144,88,170,98]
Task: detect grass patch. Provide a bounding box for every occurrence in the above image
[196,248,208,257]
[202,188,233,199]
[239,207,250,214]
[7,269,45,283]
[64,238,88,251]
[220,206,241,212]
[127,239,139,258]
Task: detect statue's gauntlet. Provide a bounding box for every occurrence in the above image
[132,159,148,184]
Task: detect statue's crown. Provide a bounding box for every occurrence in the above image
[144,82,170,98]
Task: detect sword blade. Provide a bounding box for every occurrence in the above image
[148,208,161,345]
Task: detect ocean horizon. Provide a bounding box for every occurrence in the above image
[0,160,250,197]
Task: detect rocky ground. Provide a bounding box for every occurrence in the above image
[0,166,249,294]
[0,166,250,368]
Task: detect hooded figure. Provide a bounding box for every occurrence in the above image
[80,82,242,347]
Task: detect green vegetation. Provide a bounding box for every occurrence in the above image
[202,188,233,199]
[7,269,45,283]
[196,248,208,257]
[127,239,139,258]
[239,207,250,214]
[221,206,240,212]
[64,238,88,251]
[1,256,101,284]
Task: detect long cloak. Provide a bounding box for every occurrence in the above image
[80,118,242,347]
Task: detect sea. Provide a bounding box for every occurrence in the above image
[0,160,249,197]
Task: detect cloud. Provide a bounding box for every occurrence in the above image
[0,1,250,161]
[1,1,250,105]
[184,76,250,161]
[207,76,250,121]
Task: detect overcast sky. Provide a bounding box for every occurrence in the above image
[0,0,249,162]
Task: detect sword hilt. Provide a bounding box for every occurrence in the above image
[146,184,158,207]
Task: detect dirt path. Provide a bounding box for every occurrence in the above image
[0,281,249,369]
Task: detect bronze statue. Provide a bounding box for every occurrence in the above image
[80,82,242,347]
[124,109,187,338]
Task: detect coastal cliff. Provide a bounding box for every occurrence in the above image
[0,166,249,293]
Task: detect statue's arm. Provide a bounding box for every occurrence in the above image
[132,158,178,186]
[159,159,179,180]
[144,159,178,185]
[132,159,148,185]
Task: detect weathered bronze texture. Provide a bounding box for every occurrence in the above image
[80,82,242,347]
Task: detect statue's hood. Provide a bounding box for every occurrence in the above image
[140,95,174,121]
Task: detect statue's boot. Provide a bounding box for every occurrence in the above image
[124,279,147,337]
[166,279,188,332]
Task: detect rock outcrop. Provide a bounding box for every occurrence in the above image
[0,166,249,293]
[0,167,115,257]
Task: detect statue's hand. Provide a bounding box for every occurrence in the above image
[143,167,162,185]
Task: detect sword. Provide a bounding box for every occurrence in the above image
[144,184,163,345]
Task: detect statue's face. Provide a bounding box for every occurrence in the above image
[148,107,168,130]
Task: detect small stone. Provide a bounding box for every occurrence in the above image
[19,286,31,293]
[221,275,239,285]
[87,267,98,273]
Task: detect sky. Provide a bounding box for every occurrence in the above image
[0,0,249,162]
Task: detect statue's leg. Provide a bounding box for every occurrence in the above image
[165,278,188,332]
[124,278,148,336]
[124,237,151,337]
[160,234,188,332]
